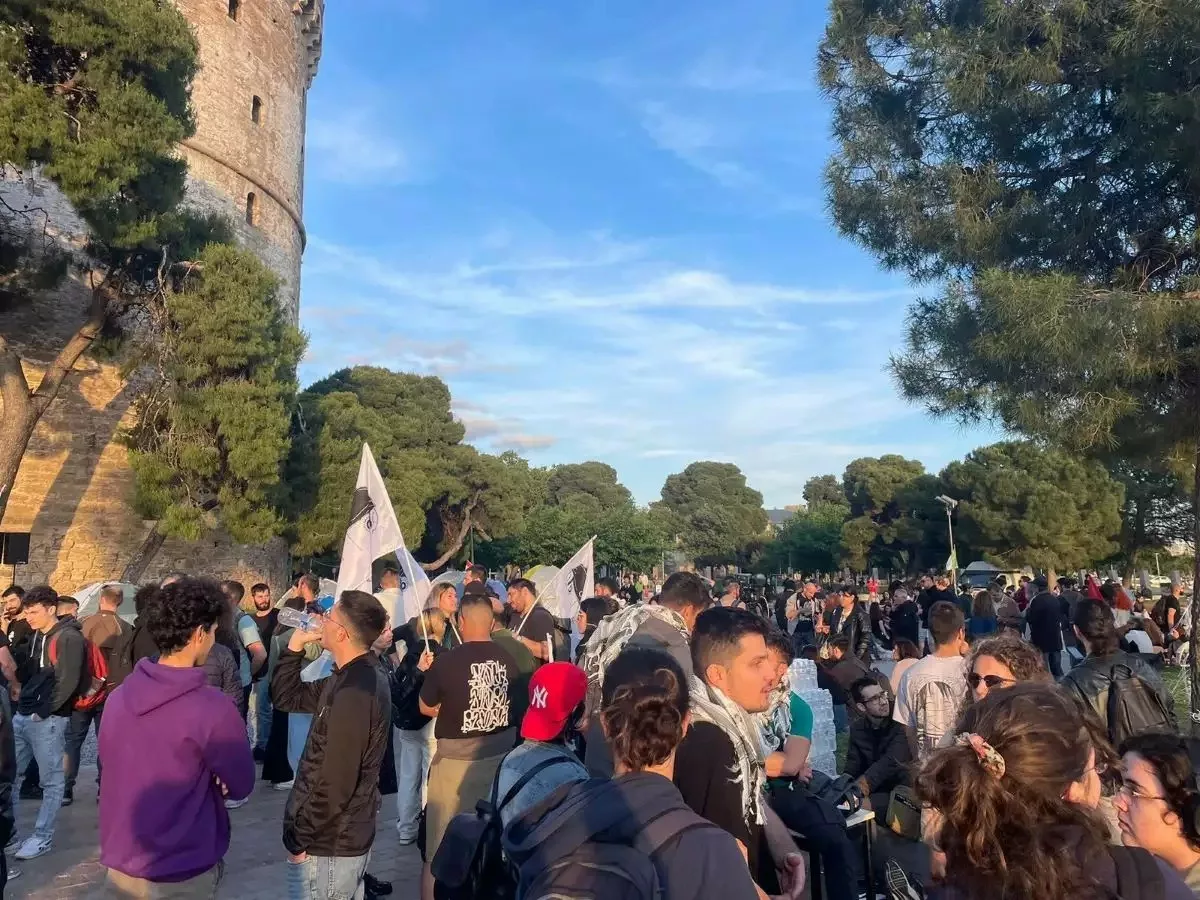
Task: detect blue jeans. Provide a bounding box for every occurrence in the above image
[286,853,369,900]
[13,714,67,842]
[251,679,273,751]
[288,713,313,773]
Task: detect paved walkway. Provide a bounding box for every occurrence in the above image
[8,768,422,899]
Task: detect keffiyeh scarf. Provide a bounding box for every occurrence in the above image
[579,603,690,699]
[688,675,767,828]
[757,671,792,759]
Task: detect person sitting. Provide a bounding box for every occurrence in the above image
[1115,733,1200,896]
[820,636,892,733]
[503,647,763,900]
[494,662,590,827]
[899,682,1195,900]
[844,678,911,812]
[890,638,922,689]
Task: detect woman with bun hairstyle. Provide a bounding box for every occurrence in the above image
[504,647,765,899]
[1116,734,1200,896]
[910,682,1192,900]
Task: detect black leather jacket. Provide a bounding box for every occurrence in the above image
[272,649,391,857]
[831,602,873,661]
[1059,650,1176,733]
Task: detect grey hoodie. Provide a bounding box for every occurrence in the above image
[503,772,758,900]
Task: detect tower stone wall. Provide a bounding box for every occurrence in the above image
[0,1,324,593]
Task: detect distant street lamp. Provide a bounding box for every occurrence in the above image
[936,495,959,586]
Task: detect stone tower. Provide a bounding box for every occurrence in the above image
[0,1,324,592]
[176,0,325,315]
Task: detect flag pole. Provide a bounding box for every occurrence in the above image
[419,609,430,653]
[515,536,596,636]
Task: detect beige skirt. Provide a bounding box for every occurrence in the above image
[425,751,507,858]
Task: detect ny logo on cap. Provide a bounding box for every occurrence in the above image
[531,686,549,709]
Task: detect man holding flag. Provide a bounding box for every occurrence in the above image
[504,579,557,663]
[507,538,595,664]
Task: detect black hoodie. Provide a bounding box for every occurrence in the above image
[504,771,758,900]
[18,617,87,718]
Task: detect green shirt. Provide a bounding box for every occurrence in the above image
[789,693,814,741]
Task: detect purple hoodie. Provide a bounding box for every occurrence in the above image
[99,658,255,882]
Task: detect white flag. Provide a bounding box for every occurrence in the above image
[543,538,594,618]
[396,545,432,625]
[335,444,427,625]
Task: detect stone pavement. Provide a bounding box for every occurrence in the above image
[8,767,422,899]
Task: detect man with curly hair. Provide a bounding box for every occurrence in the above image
[98,577,255,896]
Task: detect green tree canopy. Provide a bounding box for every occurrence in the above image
[125,244,304,565]
[803,474,846,507]
[513,503,666,574]
[286,366,526,568]
[841,455,946,573]
[0,0,205,521]
[545,461,633,515]
[764,501,847,576]
[942,442,1123,570]
[653,461,768,565]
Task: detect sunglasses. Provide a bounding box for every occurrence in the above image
[967,672,1016,690]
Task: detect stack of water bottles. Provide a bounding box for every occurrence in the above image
[788,658,838,776]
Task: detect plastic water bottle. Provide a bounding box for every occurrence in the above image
[278,606,321,633]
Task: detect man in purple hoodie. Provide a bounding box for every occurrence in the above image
[98,577,255,898]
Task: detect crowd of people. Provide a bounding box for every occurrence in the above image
[0,563,1195,899]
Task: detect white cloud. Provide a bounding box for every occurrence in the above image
[307,111,412,185]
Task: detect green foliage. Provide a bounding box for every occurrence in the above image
[763,501,848,575]
[0,0,198,254]
[545,461,633,515]
[286,366,527,562]
[653,462,768,565]
[803,474,845,507]
[941,441,1124,570]
[126,244,304,542]
[840,456,946,573]
[512,503,666,574]
[1099,457,1194,567]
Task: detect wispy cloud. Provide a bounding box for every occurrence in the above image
[307,110,412,185]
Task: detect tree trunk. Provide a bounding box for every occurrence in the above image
[1190,445,1200,736]
[120,524,166,584]
[0,282,111,524]
[421,498,478,571]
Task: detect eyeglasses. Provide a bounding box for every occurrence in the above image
[860,692,888,705]
[967,673,1017,690]
[1117,779,1167,802]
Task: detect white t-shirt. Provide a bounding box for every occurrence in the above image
[893,653,967,759]
[1126,629,1155,654]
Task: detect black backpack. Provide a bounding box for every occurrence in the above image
[431,756,577,900]
[506,782,717,900]
[1109,845,1165,900]
[1106,663,1172,747]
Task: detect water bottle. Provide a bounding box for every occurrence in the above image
[278,606,321,633]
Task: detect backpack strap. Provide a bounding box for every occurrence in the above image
[496,755,581,813]
[633,806,716,858]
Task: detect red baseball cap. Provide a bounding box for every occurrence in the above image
[521,662,588,742]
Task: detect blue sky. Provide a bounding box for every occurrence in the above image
[297,0,999,507]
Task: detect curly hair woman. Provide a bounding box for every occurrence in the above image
[963,634,1050,705]
[1116,733,1200,897]
[504,647,765,900]
[913,682,1192,900]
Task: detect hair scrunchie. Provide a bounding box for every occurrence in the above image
[956,732,1006,779]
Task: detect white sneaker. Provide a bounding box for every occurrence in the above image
[273,780,294,791]
[6,868,20,882]
[14,837,52,860]
[224,798,248,810]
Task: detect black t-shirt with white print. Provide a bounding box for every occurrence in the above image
[419,640,517,740]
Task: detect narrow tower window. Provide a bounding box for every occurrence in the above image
[228,0,240,21]
[251,95,262,124]
[245,192,257,226]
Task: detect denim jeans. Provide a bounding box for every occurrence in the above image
[287,713,313,773]
[286,853,369,900]
[394,721,436,840]
[13,713,67,842]
[250,679,272,751]
[64,704,103,793]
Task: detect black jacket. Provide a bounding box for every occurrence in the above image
[830,602,872,661]
[389,622,441,732]
[272,648,391,857]
[18,618,87,718]
[844,715,911,795]
[1059,650,1177,733]
[1025,591,1065,652]
[0,683,13,847]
